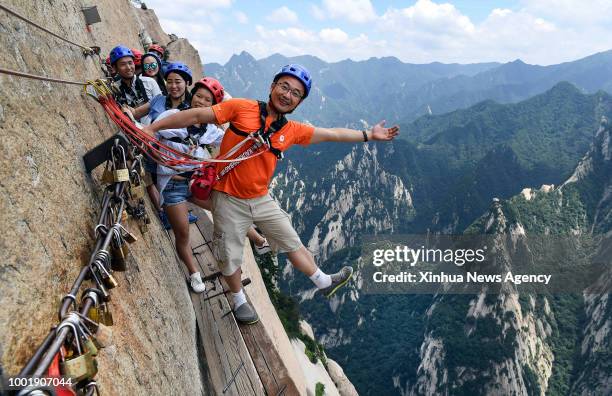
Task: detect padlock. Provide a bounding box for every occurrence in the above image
[130,171,145,200]
[82,336,98,357]
[130,182,145,200]
[102,303,114,326]
[92,259,118,289]
[103,273,118,289]
[120,225,138,244]
[73,314,99,357]
[121,209,129,223]
[87,306,100,323]
[111,244,127,272]
[47,346,77,396]
[89,267,111,301]
[101,161,115,185]
[58,321,97,383]
[112,145,130,182]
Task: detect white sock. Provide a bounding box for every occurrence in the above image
[190,272,202,281]
[310,268,332,289]
[232,289,247,309]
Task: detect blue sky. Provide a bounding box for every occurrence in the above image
[143,0,612,66]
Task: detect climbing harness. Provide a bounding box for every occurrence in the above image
[189,101,287,200]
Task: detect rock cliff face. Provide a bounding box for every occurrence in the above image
[406,118,612,396]
[0,1,208,393]
[271,144,414,262]
[0,2,354,394]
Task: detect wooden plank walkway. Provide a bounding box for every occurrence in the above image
[166,204,301,396]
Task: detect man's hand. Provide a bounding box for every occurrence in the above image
[370,120,399,141]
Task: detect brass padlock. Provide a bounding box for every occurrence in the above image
[89,267,111,301]
[111,244,127,272]
[87,306,100,323]
[103,273,118,289]
[93,260,118,289]
[101,162,114,185]
[58,321,98,383]
[130,183,145,200]
[99,302,114,326]
[113,168,130,182]
[130,171,145,200]
[112,145,130,182]
[75,314,100,356]
[121,209,129,223]
[83,337,98,357]
[121,226,138,244]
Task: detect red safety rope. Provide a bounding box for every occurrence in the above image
[93,88,266,169]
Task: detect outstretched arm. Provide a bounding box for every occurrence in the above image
[141,107,217,136]
[310,121,399,144]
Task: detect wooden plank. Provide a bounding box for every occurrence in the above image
[166,225,265,396]
[185,204,301,396]
[214,268,300,396]
[240,323,300,396]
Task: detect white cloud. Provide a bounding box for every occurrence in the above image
[310,4,326,21]
[247,25,383,62]
[520,0,612,26]
[319,28,349,44]
[234,11,248,24]
[144,0,612,66]
[380,0,475,37]
[320,0,376,23]
[267,6,299,25]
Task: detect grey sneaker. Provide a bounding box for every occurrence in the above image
[234,302,259,324]
[253,239,271,255]
[320,266,354,298]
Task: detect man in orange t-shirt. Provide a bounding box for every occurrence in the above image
[144,64,399,324]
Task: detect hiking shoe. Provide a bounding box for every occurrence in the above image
[188,211,198,224]
[320,266,354,298]
[253,239,271,255]
[234,302,259,324]
[159,210,172,230]
[189,272,206,293]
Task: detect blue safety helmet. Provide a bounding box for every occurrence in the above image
[164,62,193,85]
[109,45,134,65]
[273,64,312,98]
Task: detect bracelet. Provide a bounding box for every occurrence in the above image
[362,129,368,142]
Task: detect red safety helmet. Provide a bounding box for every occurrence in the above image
[148,44,165,57]
[131,48,143,66]
[193,77,225,104]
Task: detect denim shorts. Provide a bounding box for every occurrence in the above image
[162,179,191,206]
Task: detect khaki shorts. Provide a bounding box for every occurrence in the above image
[211,190,302,276]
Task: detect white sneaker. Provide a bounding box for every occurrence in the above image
[254,239,271,255]
[189,272,206,293]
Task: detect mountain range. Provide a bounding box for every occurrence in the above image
[205,49,612,125]
[206,50,612,395]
